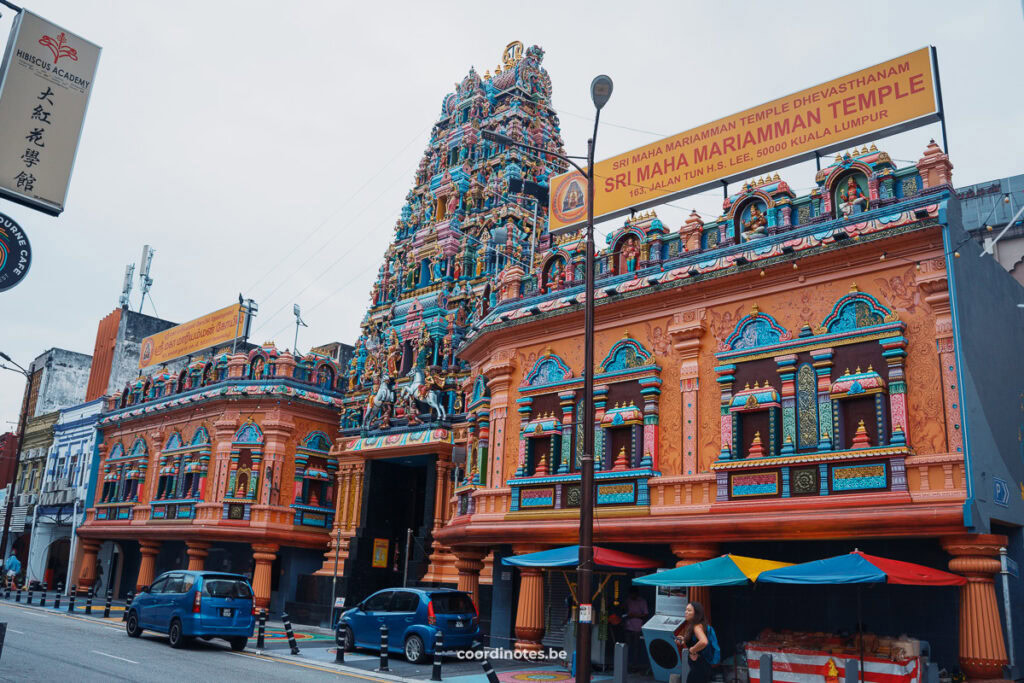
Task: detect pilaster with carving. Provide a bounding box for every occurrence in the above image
[669,309,706,475]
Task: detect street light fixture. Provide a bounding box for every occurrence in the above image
[0,352,33,564]
[483,74,613,683]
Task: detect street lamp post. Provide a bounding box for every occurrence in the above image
[0,352,33,563]
[483,74,612,683]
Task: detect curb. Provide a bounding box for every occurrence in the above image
[246,647,422,682]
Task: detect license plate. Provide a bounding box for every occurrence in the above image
[220,608,233,617]
[455,620,464,628]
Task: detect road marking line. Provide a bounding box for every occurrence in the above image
[91,650,139,664]
[227,650,395,681]
[8,628,24,634]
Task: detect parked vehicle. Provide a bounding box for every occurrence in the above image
[125,570,255,650]
[337,588,480,663]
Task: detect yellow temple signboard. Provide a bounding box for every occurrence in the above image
[139,303,245,369]
[549,47,940,231]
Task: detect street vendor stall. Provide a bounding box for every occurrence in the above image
[503,545,659,670]
[754,551,966,683]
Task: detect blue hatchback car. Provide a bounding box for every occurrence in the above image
[125,570,255,650]
[338,588,480,663]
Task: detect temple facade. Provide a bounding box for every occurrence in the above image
[75,344,347,613]
[431,139,1024,677]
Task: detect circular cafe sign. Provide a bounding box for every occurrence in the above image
[0,213,31,292]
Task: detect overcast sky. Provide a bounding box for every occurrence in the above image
[1,0,1022,429]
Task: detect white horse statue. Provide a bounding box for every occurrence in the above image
[400,367,447,422]
[363,373,395,429]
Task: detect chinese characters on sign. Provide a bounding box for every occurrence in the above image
[0,10,101,215]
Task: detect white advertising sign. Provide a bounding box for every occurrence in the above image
[0,9,101,215]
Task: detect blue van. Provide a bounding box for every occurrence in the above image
[125,570,255,650]
[338,587,480,663]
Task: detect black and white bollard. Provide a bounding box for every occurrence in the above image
[281,612,300,655]
[431,631,443,681]
[53,582,63,610]
[85,586,93,615]
[256,609,267,650]
[15,586,21,603]
[477,641,499,683]
[334,623,346,664]
[103,588,112,618]
[26,585,33,605]
[122,591,133,621]
[377,624,390,672]
[67,585,76,613]
[39,582,47,608]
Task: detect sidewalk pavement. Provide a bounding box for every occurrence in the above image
[0,591,659,683]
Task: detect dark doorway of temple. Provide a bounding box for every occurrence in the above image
[346,454,434,604]
[44,538,70,589]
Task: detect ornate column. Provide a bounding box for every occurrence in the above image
[919,266,962,455]
[558,391,575,474]
[480,350,517,486]
[514,561,546,651]
[316,456,363,577]
[186,540,210,571]
[261,411,295,507]
[453,547,487,610]
[251,543,279,611]
[515,397,533,477]
[714,364,736,460]
[776,354,797,455]
[810,348,834,451]
[593,385,609,471]
[669,309,706,474]
[942,534,1009,680]
[136,540,161,591]
[77,539,102,591]
[211,414,240,504]
[639,378,661,469]
[670,542,720,623]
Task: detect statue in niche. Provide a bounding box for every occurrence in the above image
[838,175,868,217]
[623,238,640,272]
[741,204,769,241]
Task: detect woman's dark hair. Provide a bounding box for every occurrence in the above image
[683,601,707,642]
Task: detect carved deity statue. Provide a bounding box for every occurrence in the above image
[741,205,768,241]
[839,176,868,217]
[623,237,640,272]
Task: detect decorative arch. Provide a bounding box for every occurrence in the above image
[128,438,148,458]
[472,374,489,402]
[301,431,332,453]
[233,421,263,445]
[164,432,183,451]
[821,290,891,333]
[598,337,653,373]
[108,442,125,459]
[523,353,572,387]
[724,308,790,351]
[190,426,211,446]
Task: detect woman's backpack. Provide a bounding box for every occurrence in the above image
[703,624,721,665]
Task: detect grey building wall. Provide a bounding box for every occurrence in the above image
[944,195,1024,533]
[105,310,177,394]
[30,349,92,418]
[957,174,1024,284]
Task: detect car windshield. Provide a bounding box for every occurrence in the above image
[203,578,253,599]
[430,592,475,614]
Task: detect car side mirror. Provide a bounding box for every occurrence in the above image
[357,602,366,611]
[139,585,149,593]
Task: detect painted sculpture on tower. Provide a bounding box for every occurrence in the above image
[340,43,569,432]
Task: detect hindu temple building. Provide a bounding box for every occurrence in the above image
[314,42,570,620]
[427,138,1024,677]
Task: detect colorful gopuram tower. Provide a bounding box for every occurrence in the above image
[317,42,570,601]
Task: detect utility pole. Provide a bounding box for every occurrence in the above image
[0,353,33,561]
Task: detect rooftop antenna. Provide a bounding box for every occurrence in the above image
[293,304,308,355]
[137,245,155,313]
[118,263,135,309]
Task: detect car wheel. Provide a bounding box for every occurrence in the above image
[404,634,426,664]
[344,626,355,652]
[125,611,142,638]
[228,637,247,651]
[168,619,190,649]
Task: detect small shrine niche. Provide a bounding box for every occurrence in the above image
[832,170,870,219]
[728,381,781,459]
[736,198,769,242]
[830,366,889,450]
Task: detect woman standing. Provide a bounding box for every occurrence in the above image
[674,602,712,683]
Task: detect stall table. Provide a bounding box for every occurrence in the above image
[746,644,921,683]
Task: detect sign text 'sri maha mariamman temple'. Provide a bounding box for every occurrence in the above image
[75,44,1023,678]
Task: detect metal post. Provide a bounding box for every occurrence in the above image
[431,631,443,681]
[39,582,46,607]
[0,364,33,561]
[67,585,76,612]
[759,653,774,683]
[282,611,300,655]
[403,527,412,587]
[103,588,112,618]
[85,586,93,615]
[26,585,32,605]
[123,591,133,620]
[576,133,597,683]
[1000,546,1016,672]
[335,622,346,663]
[613,641,626,683]
[377,624,390,672]
[53,582,62,610]
[330,526,341,626]
[66,500,78,598]
[477,640,499,683]
[15,586,20,602]
[257,609,267,650]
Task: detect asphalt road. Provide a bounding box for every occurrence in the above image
[0,601,386,682]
